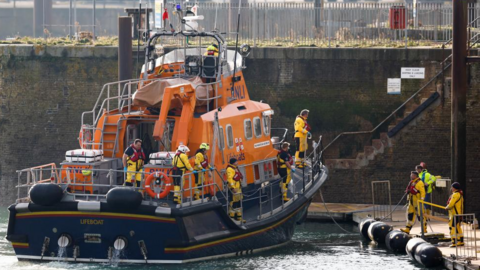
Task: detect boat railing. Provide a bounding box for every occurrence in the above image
[81,78,144,128]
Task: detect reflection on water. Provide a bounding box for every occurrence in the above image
[0,207,437,270]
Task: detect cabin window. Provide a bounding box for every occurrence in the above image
[218,126,225,150]
[226,125,234,149]
[244,119,253,140]
[263,115,271,136]
[253,117,262,138]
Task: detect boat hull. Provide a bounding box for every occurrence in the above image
[7,201,308,264]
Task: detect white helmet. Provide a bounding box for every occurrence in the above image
[177,145,190,153]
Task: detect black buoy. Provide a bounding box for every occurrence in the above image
[29,183,64,206]
[367,221,393,244]
[385,230,410,253]
[359,218,375,240]
[414,243,443,268]
[106,187,142,211]
[406,237,427,261]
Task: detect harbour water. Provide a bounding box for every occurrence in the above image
[0,208,437,270]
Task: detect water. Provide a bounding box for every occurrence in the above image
[0,208,438,270]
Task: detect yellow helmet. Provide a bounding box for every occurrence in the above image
[200,143,210,150]
[207,45,219,52]
[82,170,92,176]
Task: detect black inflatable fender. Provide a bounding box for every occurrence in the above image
[385,230,411,253]
[106,187,143,211]
[368,221,393,244]
[29,183,64,206]
[414,243,443,268]
[359,218,375,240]
[406,237,427,261]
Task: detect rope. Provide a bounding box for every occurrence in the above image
[318,188,354,234]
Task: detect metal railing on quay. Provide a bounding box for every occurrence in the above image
[454,214,478,261]
[371,180,392,221]
[4,1,480,46]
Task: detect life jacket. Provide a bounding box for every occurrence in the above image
[128,145,145,162]
[173,152,188,170]
[196,149,209,168]
[277,150,293,168]
[227,164,243,181]
[406,179,420,195]
[296,115,311,132]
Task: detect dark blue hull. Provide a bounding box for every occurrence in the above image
[7,201,307,263]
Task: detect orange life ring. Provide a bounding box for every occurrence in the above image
[145,172,172,199]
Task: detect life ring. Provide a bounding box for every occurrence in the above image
[145,172,172,199]
[78,125,92,149]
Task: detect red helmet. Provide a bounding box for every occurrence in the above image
[420,162,427,169]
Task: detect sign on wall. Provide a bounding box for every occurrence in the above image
[387,78,401,95]
[401,67,425,79]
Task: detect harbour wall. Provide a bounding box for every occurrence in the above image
[0,45,478,215]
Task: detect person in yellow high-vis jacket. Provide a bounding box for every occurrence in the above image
[123,139,145,187]
[445,182,464,247]
[171,145,198,204]
[194,143,214,200]
[400,171,427,234]
[294,109,311,168]
[416,164,437,218]
[226,158,244,222]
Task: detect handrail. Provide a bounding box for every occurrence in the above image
[323,62,451,152]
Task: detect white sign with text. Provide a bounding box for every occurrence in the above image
[401,67,425,79]
[387,78,401,95]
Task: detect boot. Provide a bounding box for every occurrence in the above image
[400,227,411,234]
[173,185,182,204]
[450,241,464,248]
[194,189,201,201]
[235,210,246,223]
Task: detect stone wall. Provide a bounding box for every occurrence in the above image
[1,45,478,215]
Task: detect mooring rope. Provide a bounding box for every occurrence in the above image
[318,189,354,234]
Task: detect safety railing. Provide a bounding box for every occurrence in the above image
[454,214,478,261]
[371,180,392,221]
[16,135,325,224]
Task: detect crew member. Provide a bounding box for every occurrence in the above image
[194,143,215,200]
[172,145,197,204]
[205,44,219,56]
[400,171,427,234]
[294,109,311,168]
[226,158,244,222]
[445,182,464,247]
[277,142,296,202]
[123,139,145,187]
[416,164,437,218]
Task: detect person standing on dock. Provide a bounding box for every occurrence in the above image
[277,142,295,202]
[294,109,311,169]
[123,139,146,187]
[400,171,427,234]
[172,145,197,204]
[194,143,214,200]
[226,158,244,222]
[416,163,436,218]
[445,182,464,247]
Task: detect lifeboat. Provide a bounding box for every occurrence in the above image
[6,6,328,264]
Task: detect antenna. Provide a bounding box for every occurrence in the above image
[231,0,242,97]
[136,0,142,77]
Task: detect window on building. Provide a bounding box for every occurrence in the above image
[253,117,262,138]
[226,125,234,148]
[244,119,253,140]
